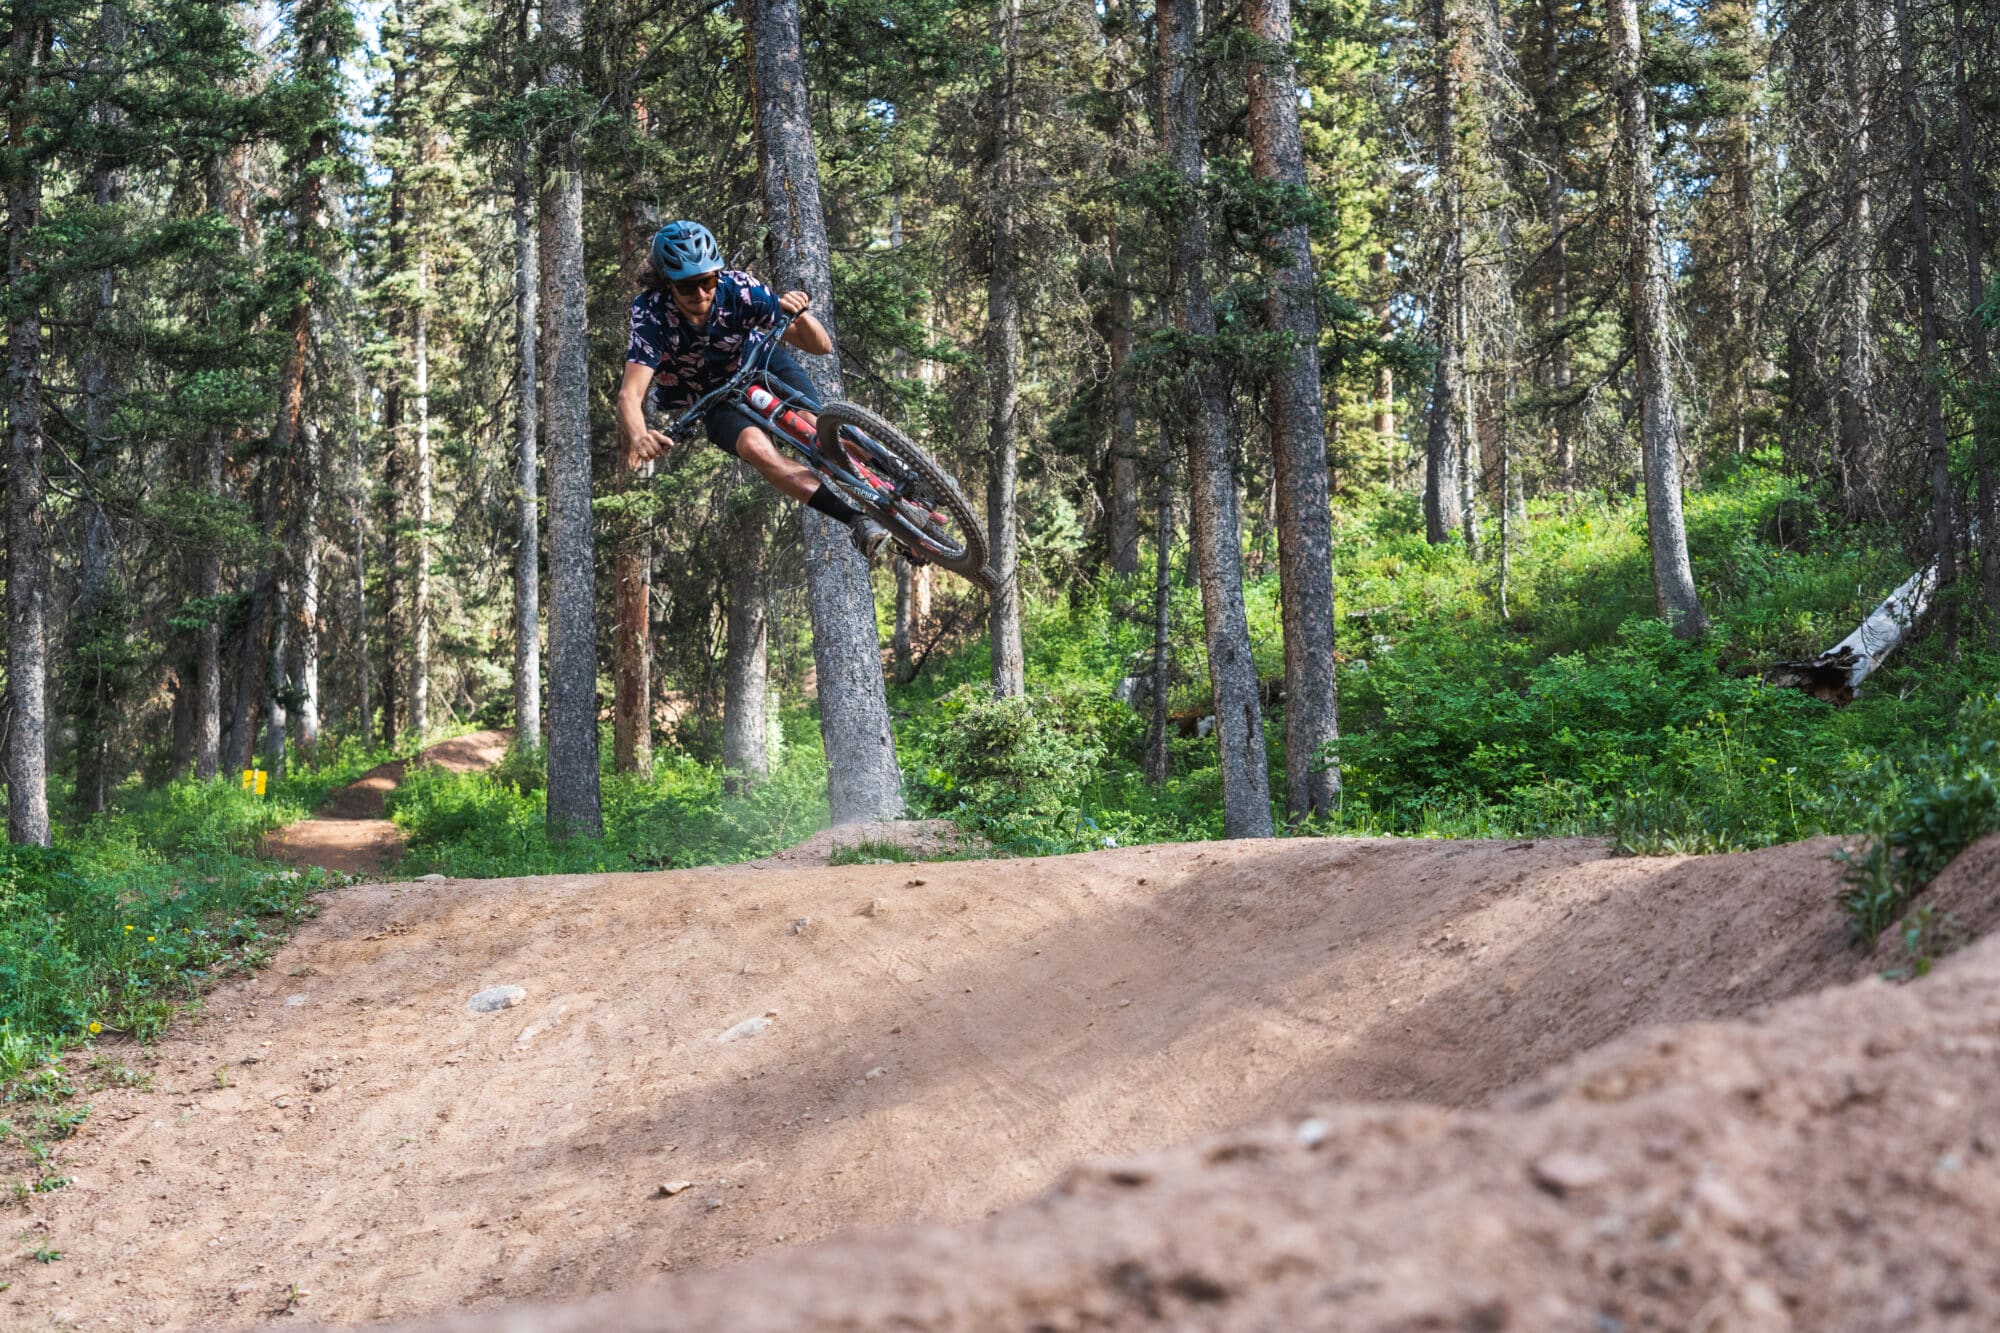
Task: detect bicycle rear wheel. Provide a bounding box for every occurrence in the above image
[812,401,994,589]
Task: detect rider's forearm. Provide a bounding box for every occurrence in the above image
[785,312,833,357]
[615,387,650,448]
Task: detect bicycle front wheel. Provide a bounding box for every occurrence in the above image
[812,401,994,589]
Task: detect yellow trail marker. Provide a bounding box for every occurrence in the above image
[241,769,268,796]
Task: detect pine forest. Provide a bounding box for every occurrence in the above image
[4,0,2000,1049]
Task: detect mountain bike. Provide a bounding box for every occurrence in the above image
[668,314,994,589]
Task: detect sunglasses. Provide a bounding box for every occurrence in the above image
[671,273,719,297]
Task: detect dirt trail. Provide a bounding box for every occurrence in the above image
[3,831,1921,1330]
[262,731,511,876]
[401,867,2000,1333]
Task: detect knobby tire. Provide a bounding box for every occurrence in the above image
[812,401,995,590]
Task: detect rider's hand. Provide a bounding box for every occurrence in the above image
[627,427,673,467]
[777,289,812,317]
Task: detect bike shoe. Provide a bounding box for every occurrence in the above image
[850,516,892,565]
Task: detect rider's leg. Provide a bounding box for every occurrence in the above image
[732,422,890,561]
[731,424,823,505]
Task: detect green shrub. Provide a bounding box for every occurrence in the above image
[909,686,1107,845]
[1839,695,2000,941]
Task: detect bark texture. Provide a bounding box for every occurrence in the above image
[292,422,323,762]
[1245,0,1340,821]
[513,155,543,747]
[1145,428,1175,789]
[985,0,1026,698]
[6,1,52,844]
[1891,0,1957,650]
[1609,0,1710,639]
[1161,0,1274,838]
[613,209,653,775]
[1948,0,1994,636]
[411,265,432,739]
[540,0,604,837]
[194,427,224,780]
[1834,2,1877,513]
[748,0,903,824]
[722,491,772,787]
[1423,0,1467,545]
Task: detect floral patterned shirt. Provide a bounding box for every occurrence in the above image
[624,270,783,415]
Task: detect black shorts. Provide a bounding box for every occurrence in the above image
[691,346,821,458]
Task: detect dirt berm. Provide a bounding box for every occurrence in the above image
[9,833,1990,1330]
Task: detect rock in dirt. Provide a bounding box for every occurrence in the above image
[466,985,527,1014]
[718,1015,773,1043]
[657,1181,693,1198]
[1530,1151,1612,1196]
[420,873,448,882]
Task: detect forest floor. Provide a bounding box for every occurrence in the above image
[8,829,1996,1329]
[261,732,512,876]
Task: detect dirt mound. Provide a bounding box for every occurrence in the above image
[3,834,1892,1329]
[263,731,510,876]
[740,817,983,868]
[1869,831,2000,971]
[401,924,2000,1333]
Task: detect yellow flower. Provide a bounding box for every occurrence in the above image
[88,1022,101,1034]
[124,924,134,932]
[146,935,155,942]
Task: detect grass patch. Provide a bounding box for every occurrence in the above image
[827,840,923,866]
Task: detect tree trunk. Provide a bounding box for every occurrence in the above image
[1835,3,1877,514]
[986,0,1027,698]
[1161,0,1274,838]
[891,558,915,682]
[349,425,371,748]
[722,491,772,787]
[410,263,432,739]
[74,5,125,815]
[227,481,276,775]
[540,0,604,837]
[1423,0,1467,545]
[614,208,653,775]
[1370,250,1396,457]
[292,422,322,764]
[1245,0,1339,821]
[6,2,51,844]
[379,375,401,747]
[1771,558,1937,702]
[1609,0,1711,639]
[1107,232,1141,576]
[747,0,903,824]
[513,153,544,746]
[1949,0,1996,638]
[1891,0,1957,651]
[263,578,289,778]
[1145,425,1174,788]
[195,426,224,780]
[1536,0,1573,485]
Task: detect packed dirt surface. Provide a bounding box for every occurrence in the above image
[262,731,510,876]
[4,831,1936,1330]
[401,902,2000,1333]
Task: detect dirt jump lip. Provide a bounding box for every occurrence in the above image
[13,831,1984,1331]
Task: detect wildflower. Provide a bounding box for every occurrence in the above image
[124,924,134,932]
[146,936,155,942]
[87,1022,101,1035]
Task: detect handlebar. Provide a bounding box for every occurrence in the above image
[668,310,801,438]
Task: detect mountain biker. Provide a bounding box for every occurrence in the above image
[616,219,891,563]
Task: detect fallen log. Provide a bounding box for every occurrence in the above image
[1769,559,1937,704]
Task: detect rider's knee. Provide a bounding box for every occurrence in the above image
[734,425,775,460]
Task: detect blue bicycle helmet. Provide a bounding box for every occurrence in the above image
[650,220,724,283]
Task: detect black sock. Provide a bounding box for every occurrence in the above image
[806,485,860,525]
